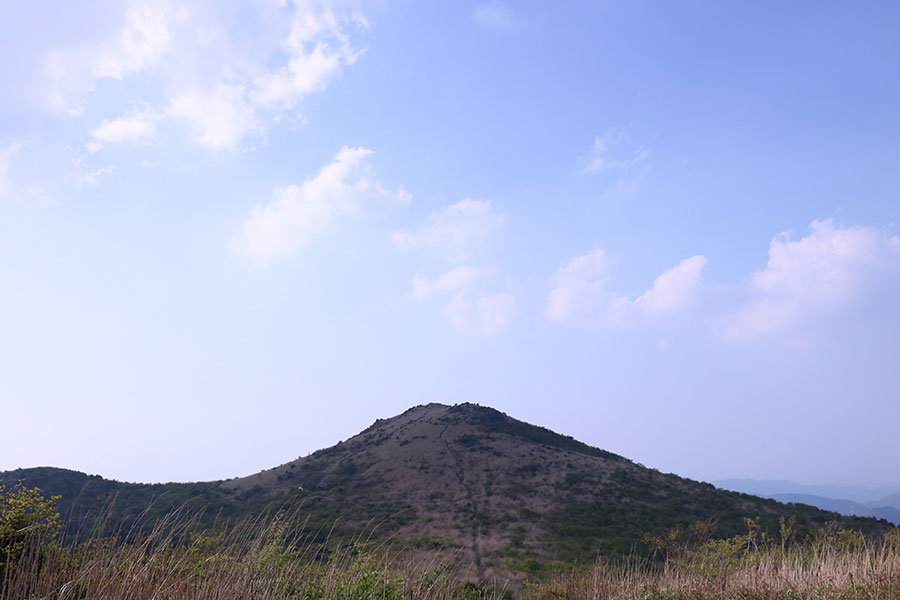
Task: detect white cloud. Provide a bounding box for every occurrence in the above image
[250,9,359,111]
[546,249,628,325]
[168,85,258,150]
[399,200,514,335]
[546,249,707,327]
[408,265,515,335]
[93,3,171,80]
[89,107,159,151]
[42,50,92,116]
[445,292,517,337]
[232,147,408,265]
[727,220,900,340]
[73,164,116,188]
[0,142,22,198]
[0,142,54,202]
[547,220,900,343]
[392,199,506,262]
[583,128,648,173]
[472,1,520,33]
[411,266,496,301]
[167,5,360,149]
[635,255,708,317]
[39,2,172,115]
[38,1,364,150]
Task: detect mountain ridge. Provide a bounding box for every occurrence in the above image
[766,493,900,525]
[713,479,900,525]
[713,478,900,505]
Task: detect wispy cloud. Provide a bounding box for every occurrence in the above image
[471,1,520,33]
[411,265,513,336]
[39,1,365,150]
[232,147,408,265]
[92,3,172,81]
[167,5,360,150]
[399,198,515,335]
[41,2,173,116]
[0,142,54,202]
[72,163,116,188]
[445,291,517,337]
[582,128,648,174]
[0,142,22,198]
[392,199,505,263]
[89,107,159,152]
[1,1,374,201]
[411,266,496,301]
[167,85,259,151]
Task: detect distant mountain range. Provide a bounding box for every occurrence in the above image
[713,479,900,525]
[2,404,894,582]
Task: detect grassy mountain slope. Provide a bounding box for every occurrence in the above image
[2,403,893,582]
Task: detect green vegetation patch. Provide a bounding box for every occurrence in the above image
[447,404,626,462]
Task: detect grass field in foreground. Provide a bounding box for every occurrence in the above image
[2,485,899,599]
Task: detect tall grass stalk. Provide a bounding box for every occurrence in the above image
[531,531,900,599]
[3,501,899,599]
[2,503,491,600]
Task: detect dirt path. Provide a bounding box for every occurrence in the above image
[440,423,484,582]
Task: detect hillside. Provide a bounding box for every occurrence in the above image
[2,403,893,582]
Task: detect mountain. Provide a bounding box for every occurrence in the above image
[867,493,900,511]
[871,506,900,525]
[713,479,900,526]
[767,494,900,525]
[768,494,872,516]
[713,479,900,505]
[2,403,894,582]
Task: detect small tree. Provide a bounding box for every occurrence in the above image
[0,482,61,581]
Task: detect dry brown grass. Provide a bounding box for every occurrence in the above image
[529,531,900,600]
[3,502,900,600]
[2,504,508,600]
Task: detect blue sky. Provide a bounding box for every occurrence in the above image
[1,0,899,487]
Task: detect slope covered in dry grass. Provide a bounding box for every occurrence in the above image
[3,482,900,600]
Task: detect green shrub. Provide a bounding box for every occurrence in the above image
[0,482,61,583]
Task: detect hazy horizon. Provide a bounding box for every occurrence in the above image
[2,1,899,489]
